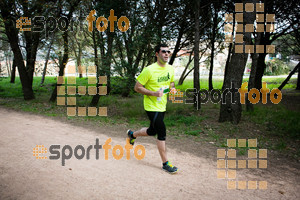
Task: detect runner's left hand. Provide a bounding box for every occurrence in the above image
[170,88,177,94]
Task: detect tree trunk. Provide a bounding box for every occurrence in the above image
[297,66,300,90]
[169,24,184,65]
[222,12,235,91]
[254,53,267,89]
[41,34,54,85]
[141,50,147,71]
[77,45,83,78]
[209,7,218,91]
[178,52,193,85]
[219,1,255,124]
[5,53,10,77]
[246,52,258,112]
[10,58,16,83]
[90,26,100,107]
[156,0,166,43]
[254,1,271,90]
[24,30,40,86]
[78,60,83,78]
[49,1,79,102]
[278,62,299,90]
[105,32,114,94]
[193,0,200,110]
[50,31,69,102]
[2,15,34,100]
[77,9,83,79]
[246,32,263,112]
[8,52,12,72]
[219,49,249,124]
[223,43,232,91]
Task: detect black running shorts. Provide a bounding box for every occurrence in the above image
[146,111,166,141]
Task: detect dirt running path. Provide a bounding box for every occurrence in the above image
[0,108,299,199]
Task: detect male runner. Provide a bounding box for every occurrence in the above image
[127,44,178,173]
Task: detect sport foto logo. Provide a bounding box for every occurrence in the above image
[16,16,82,33]
[86,9,130,32]
[33,138,145,166]
[169,82,282,108]
[16,9,130,33]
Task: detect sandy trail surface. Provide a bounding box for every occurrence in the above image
[0,107,299,199]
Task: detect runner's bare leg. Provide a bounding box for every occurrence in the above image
[133,128,168,163]
[133,128,148,137]
[157,140,167,163]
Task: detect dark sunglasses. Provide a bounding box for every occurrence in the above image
[161,50,171,54]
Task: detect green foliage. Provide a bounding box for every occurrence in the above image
[244,105,300,139]
[206,128,221,142]
[275,139,287,151]
[274,33,300,62]
[165,114,197,126]
[238,148,247,156]
[264,58,290,75]
[179,56,194,70]
[110,76,126,94]
[110,76,133,95]
[184,129,203,136]
[245,62,252,74]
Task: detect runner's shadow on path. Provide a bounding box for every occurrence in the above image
[136,159,181,175]
[136,159,162,172]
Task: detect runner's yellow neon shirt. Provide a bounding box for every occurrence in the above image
[137,62,175,112]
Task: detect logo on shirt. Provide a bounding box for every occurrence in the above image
[157,73,170,82]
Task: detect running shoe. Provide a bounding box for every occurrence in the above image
[127,129,135,145]
[162,161,178,174]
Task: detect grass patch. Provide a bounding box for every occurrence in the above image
[243,105,300,139]
[184,129,203,136]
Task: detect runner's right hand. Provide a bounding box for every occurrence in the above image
[154,90,163,97]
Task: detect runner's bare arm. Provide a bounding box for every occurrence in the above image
[134,81,163,97]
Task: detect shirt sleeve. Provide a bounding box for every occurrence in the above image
[137,67,151,85]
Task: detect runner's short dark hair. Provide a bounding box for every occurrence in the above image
[155,44,169,54]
